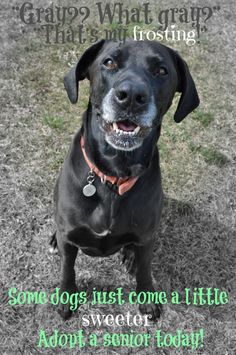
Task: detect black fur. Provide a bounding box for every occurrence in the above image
[53,40,199,320]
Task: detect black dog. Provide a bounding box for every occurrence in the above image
[51,40,199,320]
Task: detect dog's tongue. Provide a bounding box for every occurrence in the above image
[117,120,137,132]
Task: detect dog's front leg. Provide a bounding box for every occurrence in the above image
[134,239,161,320]
[57,235,79,320]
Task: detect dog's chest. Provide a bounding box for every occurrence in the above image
[67,196,141,257]
[84,196,132,236]
[77,182,159,237]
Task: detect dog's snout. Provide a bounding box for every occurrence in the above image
[114,81,148,110]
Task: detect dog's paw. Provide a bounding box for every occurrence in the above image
[136,285,162,321]
[121,246,136,275]
[57,285,79,320]
[139,302,162,321]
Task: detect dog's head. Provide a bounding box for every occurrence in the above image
[64,40,199,151]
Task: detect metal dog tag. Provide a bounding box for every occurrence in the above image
[83,169,96,197]
[83,183,96,197]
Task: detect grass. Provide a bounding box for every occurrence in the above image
[191,110,215,127]
[1,1,236,354]
[189,144,229,167]
[42,116,65,130]
[199,147,229,166]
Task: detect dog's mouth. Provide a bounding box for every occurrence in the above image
[111,119,140,135]
[101,117,150,151]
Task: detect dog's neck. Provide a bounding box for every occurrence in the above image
[81,103,161,178]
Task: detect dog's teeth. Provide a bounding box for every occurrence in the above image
[112,124,141,136]
[113,122,118,131]
[115,128,123,135]
[134,126,141,134]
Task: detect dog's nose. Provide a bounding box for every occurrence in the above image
[114,81,148,110]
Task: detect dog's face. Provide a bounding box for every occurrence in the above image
[64,40,199,151]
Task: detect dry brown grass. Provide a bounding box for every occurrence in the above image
[0,1,235,354]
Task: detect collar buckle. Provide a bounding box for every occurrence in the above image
[101,175,107,184]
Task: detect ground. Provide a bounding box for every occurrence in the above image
[0,0,235,354]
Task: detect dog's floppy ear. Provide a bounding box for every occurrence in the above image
[169,49,200,123]
[64,40,105,104]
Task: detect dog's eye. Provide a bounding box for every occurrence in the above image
[152,67,168,76]
[103,58,117,70]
